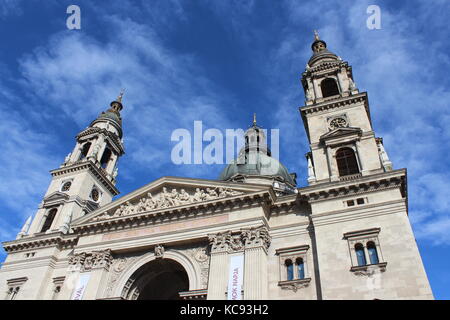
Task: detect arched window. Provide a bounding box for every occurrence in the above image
[100,148,112,169]
[321,78,340,98]
[336,147,359,176]
[296,258,305,279]
[285,259,294,281]
[355,243,367,266]
[79,142,91,160]
[367,241,379,265]
[41,208,57,233]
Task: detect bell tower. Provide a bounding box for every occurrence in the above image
[300,31,393,185]
[22,93,125,237]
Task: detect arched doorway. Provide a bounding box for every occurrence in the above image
[122,258,189,300]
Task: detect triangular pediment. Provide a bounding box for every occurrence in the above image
[320,127,362,140]
[73,176,271,225]
[43,191,69,203]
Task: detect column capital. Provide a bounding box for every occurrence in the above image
[68,249,113,272]
[241,226,271,251]
[208,231,245,254]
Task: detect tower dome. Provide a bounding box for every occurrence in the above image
[219,114,297,193]
[90,91,124,138]
[308,30,339,67]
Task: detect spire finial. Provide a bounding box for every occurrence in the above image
[314,30,320,41]
[253,113,257,126]
[117,88,125,103]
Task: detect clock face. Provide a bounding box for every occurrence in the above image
[61,181,71,192]
[329,117,347,130]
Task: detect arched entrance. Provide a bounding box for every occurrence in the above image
[122,258,189,300]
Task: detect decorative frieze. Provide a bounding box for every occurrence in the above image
[68,249,113,272]
[93,187,243,222]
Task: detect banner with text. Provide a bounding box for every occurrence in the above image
[71,273,91,300]
[227,254,244,300]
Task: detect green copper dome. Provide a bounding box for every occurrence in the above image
[219,153,296,186]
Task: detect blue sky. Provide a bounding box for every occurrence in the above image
[0,0,449,299]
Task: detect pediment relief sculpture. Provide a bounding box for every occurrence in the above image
[92,187,244,222]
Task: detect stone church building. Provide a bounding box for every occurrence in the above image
[0,34,433,300]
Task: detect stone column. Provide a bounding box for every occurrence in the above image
[105,153,117,175]
[306,152,316,185]
[354,141,368,175]
[326,146,339,181]
[242,226,271,300]
[313,78,321,99]
[207,232,230,300]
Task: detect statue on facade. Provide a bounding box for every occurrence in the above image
[113,167,118,179]
[154,244,164,258]
[179,189,191,204]
[144,192,157,210]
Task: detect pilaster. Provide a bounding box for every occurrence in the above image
[207,232,230,300]
[242,226,270,300]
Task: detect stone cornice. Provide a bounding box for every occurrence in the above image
[51,160,119,196]
[300,92,369,116]
[2,232,78,253]
[40,194,98,212]
[302,60,350,77]
[343,228,381,239]
[299,169,407,203]
[320,127,363,145]
[72,190,273,236]
[275,244,310,255]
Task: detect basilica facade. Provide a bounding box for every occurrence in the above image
[0,34,433,300]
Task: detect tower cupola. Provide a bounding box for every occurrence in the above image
[219,115,297,194]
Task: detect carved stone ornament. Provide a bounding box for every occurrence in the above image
[241,226,271,250]
[93,187,243,222]
[329,117,348,130]
[154,244,164,259]
[208,231,235,253]
[68,249,113,272]
[278,279,311,292]
[209,226,271,253]
[105,256,139,298]
[186,246,211,289]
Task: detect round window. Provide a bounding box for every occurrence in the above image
[91,188,100,202]
[61,181,72,192]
